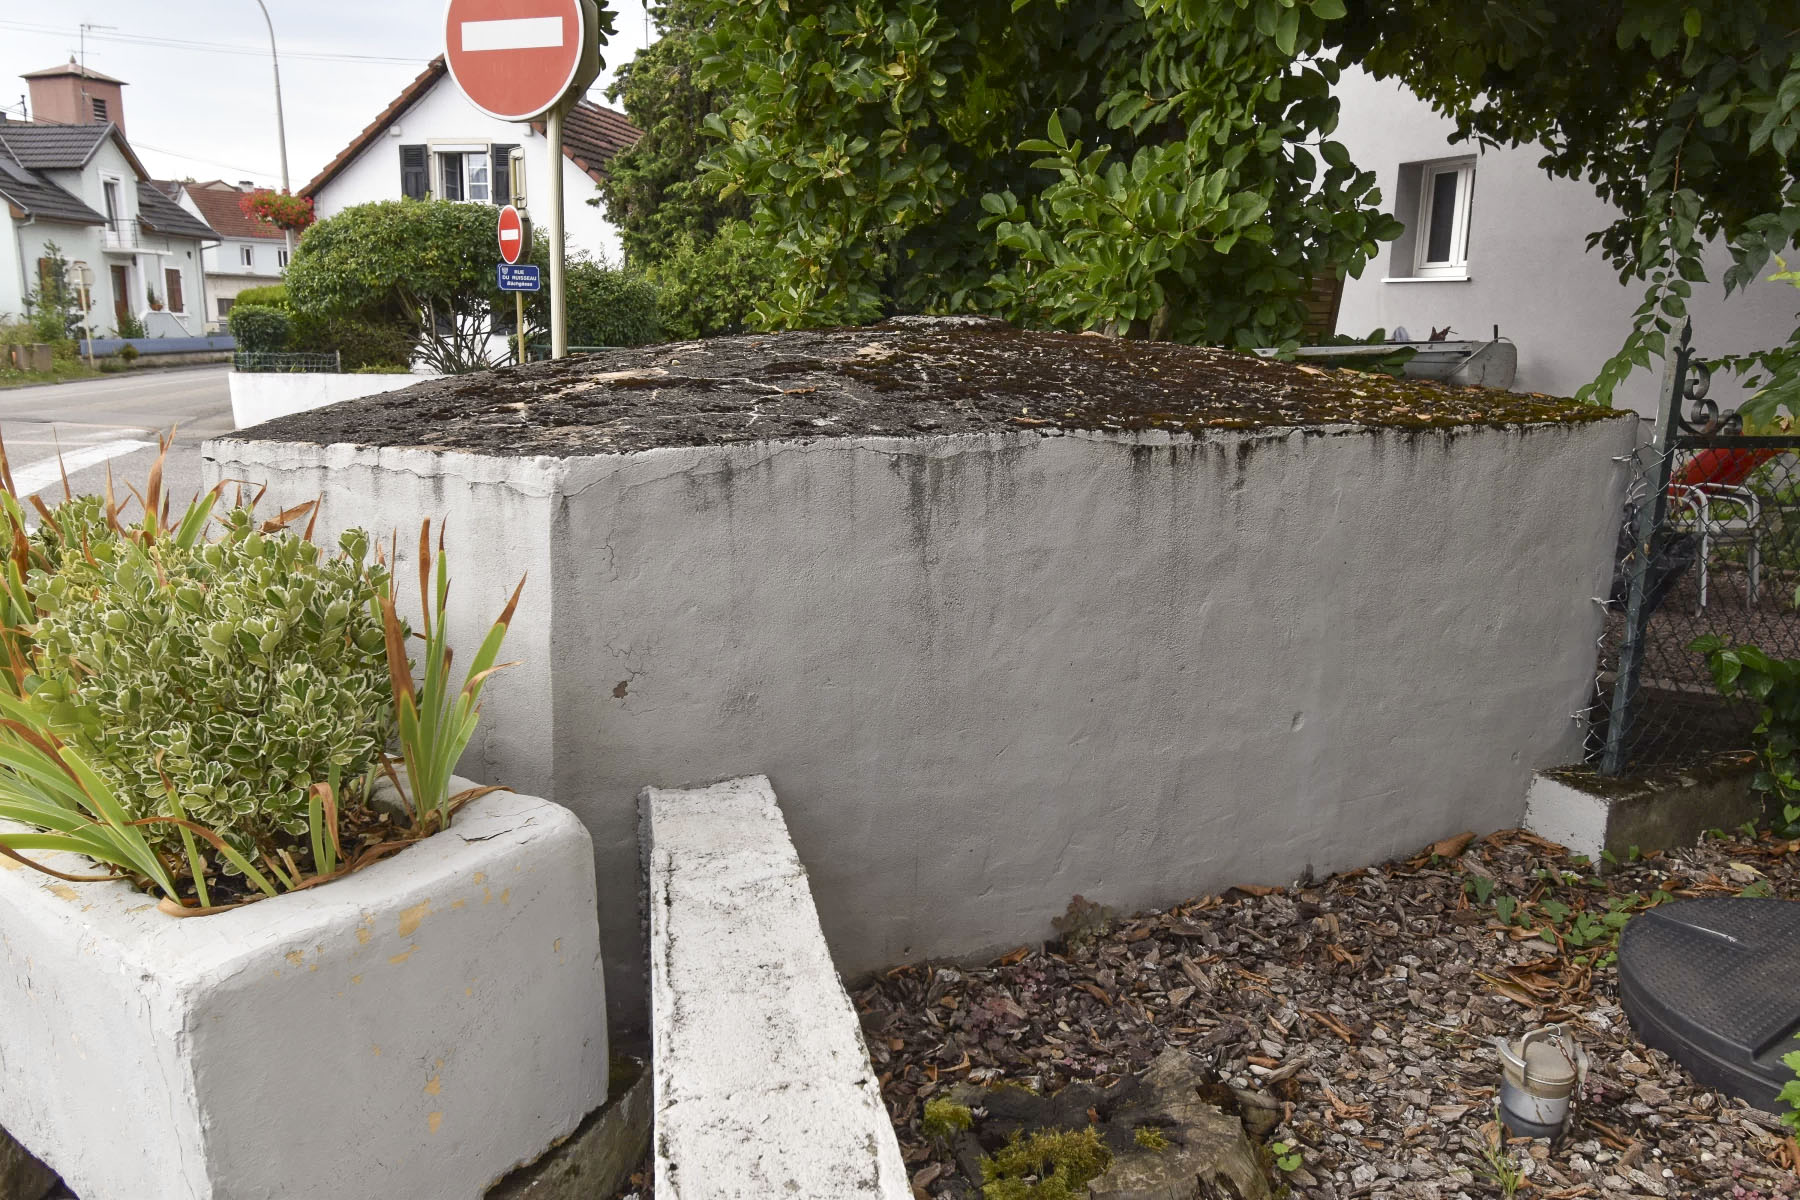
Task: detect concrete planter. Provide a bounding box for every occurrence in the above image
[228,371,436,430]
[0,782,608,1200]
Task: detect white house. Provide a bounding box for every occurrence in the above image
[303,57,639,265]
[175,180,290,331]
[0,61,216,339]
[1332,68,1800,415]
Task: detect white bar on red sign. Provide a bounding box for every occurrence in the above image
[461,17,565,51]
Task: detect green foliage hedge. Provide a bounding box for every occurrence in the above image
[227,304,290,354]
[650,222,777,341]
[561,258,662,347]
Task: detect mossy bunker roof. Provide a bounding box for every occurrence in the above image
[242,317,1622,458]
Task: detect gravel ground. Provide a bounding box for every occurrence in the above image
[857,824,1800,1199]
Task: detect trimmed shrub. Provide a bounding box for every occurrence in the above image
[235,284,292,310]
[564,259,662,347]
[649,221,778,340]
[289,311,415,370]
[227,304,291,354]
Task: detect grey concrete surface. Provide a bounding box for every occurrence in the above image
[0,366,230,513]
[208,415,1638,1037]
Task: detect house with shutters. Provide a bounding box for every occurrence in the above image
[302,56,640,266]
[0,60,217,338]
[173,180,291,331]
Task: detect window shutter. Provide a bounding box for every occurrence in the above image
[492,145,517,207]
[400,145,429,200]
[37,257,53,290]
[165,268,184,314]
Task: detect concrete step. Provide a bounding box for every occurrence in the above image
[643,775,909,1199]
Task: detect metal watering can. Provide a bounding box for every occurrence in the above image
[1493,1024,1589,1139]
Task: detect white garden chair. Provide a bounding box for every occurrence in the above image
[1669,483,1761,609]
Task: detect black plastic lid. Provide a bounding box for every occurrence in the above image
[1617,898,1800,1111]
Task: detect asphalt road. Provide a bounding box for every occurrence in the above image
[0,365,232,518]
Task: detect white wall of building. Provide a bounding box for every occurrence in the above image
[1333,68,1800,415]
[310,77,624,266]
[0,210,28,320]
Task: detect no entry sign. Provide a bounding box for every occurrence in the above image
[498,204,526,264]
[444,0,594,121]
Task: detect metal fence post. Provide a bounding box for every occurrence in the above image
[1600,323,1693,775]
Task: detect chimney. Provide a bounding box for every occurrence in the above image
[22,58,127,132]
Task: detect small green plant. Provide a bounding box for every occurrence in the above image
[1691,637,1800,837]
[113,312,147,340]
[117,343,139,365]
[1133,1126,1170,1151]
[922,1098,974,1141]
[379,521,522,833]
[980,1127,1112,1200]
[1779,1035,1800,1134]
[1270,1140,1302,1172]
[1479,1140,1525,1198]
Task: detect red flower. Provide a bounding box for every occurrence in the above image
[239,189,316,233]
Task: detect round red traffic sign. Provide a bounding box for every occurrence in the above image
[444,0,588,122]
[498,204,525,264]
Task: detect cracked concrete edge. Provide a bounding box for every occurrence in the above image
[0,1122,59,1200]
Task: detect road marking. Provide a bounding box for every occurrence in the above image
[11,438,155,498]
[461,17,564,51]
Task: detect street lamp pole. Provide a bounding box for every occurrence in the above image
[252,0,295,256]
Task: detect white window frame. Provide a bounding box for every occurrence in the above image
[240,245,255,269]
[1412,159,1475,278]
[431,142,492,204]
[277,247,290,269]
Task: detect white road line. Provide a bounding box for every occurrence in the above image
[461,16,564,51]
[11,438,155,498]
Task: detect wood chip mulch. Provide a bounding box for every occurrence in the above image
[856,827,1800,1199]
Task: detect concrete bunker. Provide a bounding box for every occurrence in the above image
[205,317,1639,1036]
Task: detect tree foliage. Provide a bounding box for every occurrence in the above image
[690,0,1397,348]
[650,220,782,340]
[675,0,1800,404]
[596,0,748,266]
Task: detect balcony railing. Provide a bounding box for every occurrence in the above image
[102,220,142,252]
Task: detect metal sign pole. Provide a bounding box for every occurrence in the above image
[547,102,568,360]
[517,292,527,365]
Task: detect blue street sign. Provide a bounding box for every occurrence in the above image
[498,264,542,292]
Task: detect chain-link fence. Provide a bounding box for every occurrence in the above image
[232,351,342,374]
[1585,327,1800,774]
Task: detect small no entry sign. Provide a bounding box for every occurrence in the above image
[444,0,590,121]
[498,204,526,264]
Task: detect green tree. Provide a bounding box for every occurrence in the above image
[650,220,781,340]
[287,200,529,374]
[691,0,1398,346]
[596,0,747,267]
[23,242,90,344]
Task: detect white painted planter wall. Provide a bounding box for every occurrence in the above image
[0,784,608,1200]
[228,371,439,430]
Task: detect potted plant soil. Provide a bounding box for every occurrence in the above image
[0,436,608,1200]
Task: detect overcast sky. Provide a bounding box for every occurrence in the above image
[0,1,653,188]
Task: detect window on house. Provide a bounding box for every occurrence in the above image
[436,148,491,203]
[218,298,236,318]
[92,96,107,123]
[103,179,121,229]
[1411,159,1475,278]
[240,245,255,269]
[278,248,290,269]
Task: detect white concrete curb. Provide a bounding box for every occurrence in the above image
[644,775,909,1199]
[0,782,608,1200]
[228,371,435,429]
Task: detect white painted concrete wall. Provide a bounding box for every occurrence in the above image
[0,783,608,1200]
[310,75,624,266]
[209,415,1636,1034]
[646,776,910,1199]
[1333,68,1800,416]
[228,371,439,430]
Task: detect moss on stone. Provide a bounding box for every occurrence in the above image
[980,1126,1112,1200]
[922,1098,975,1140]
[1133,1125,1172,1151]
